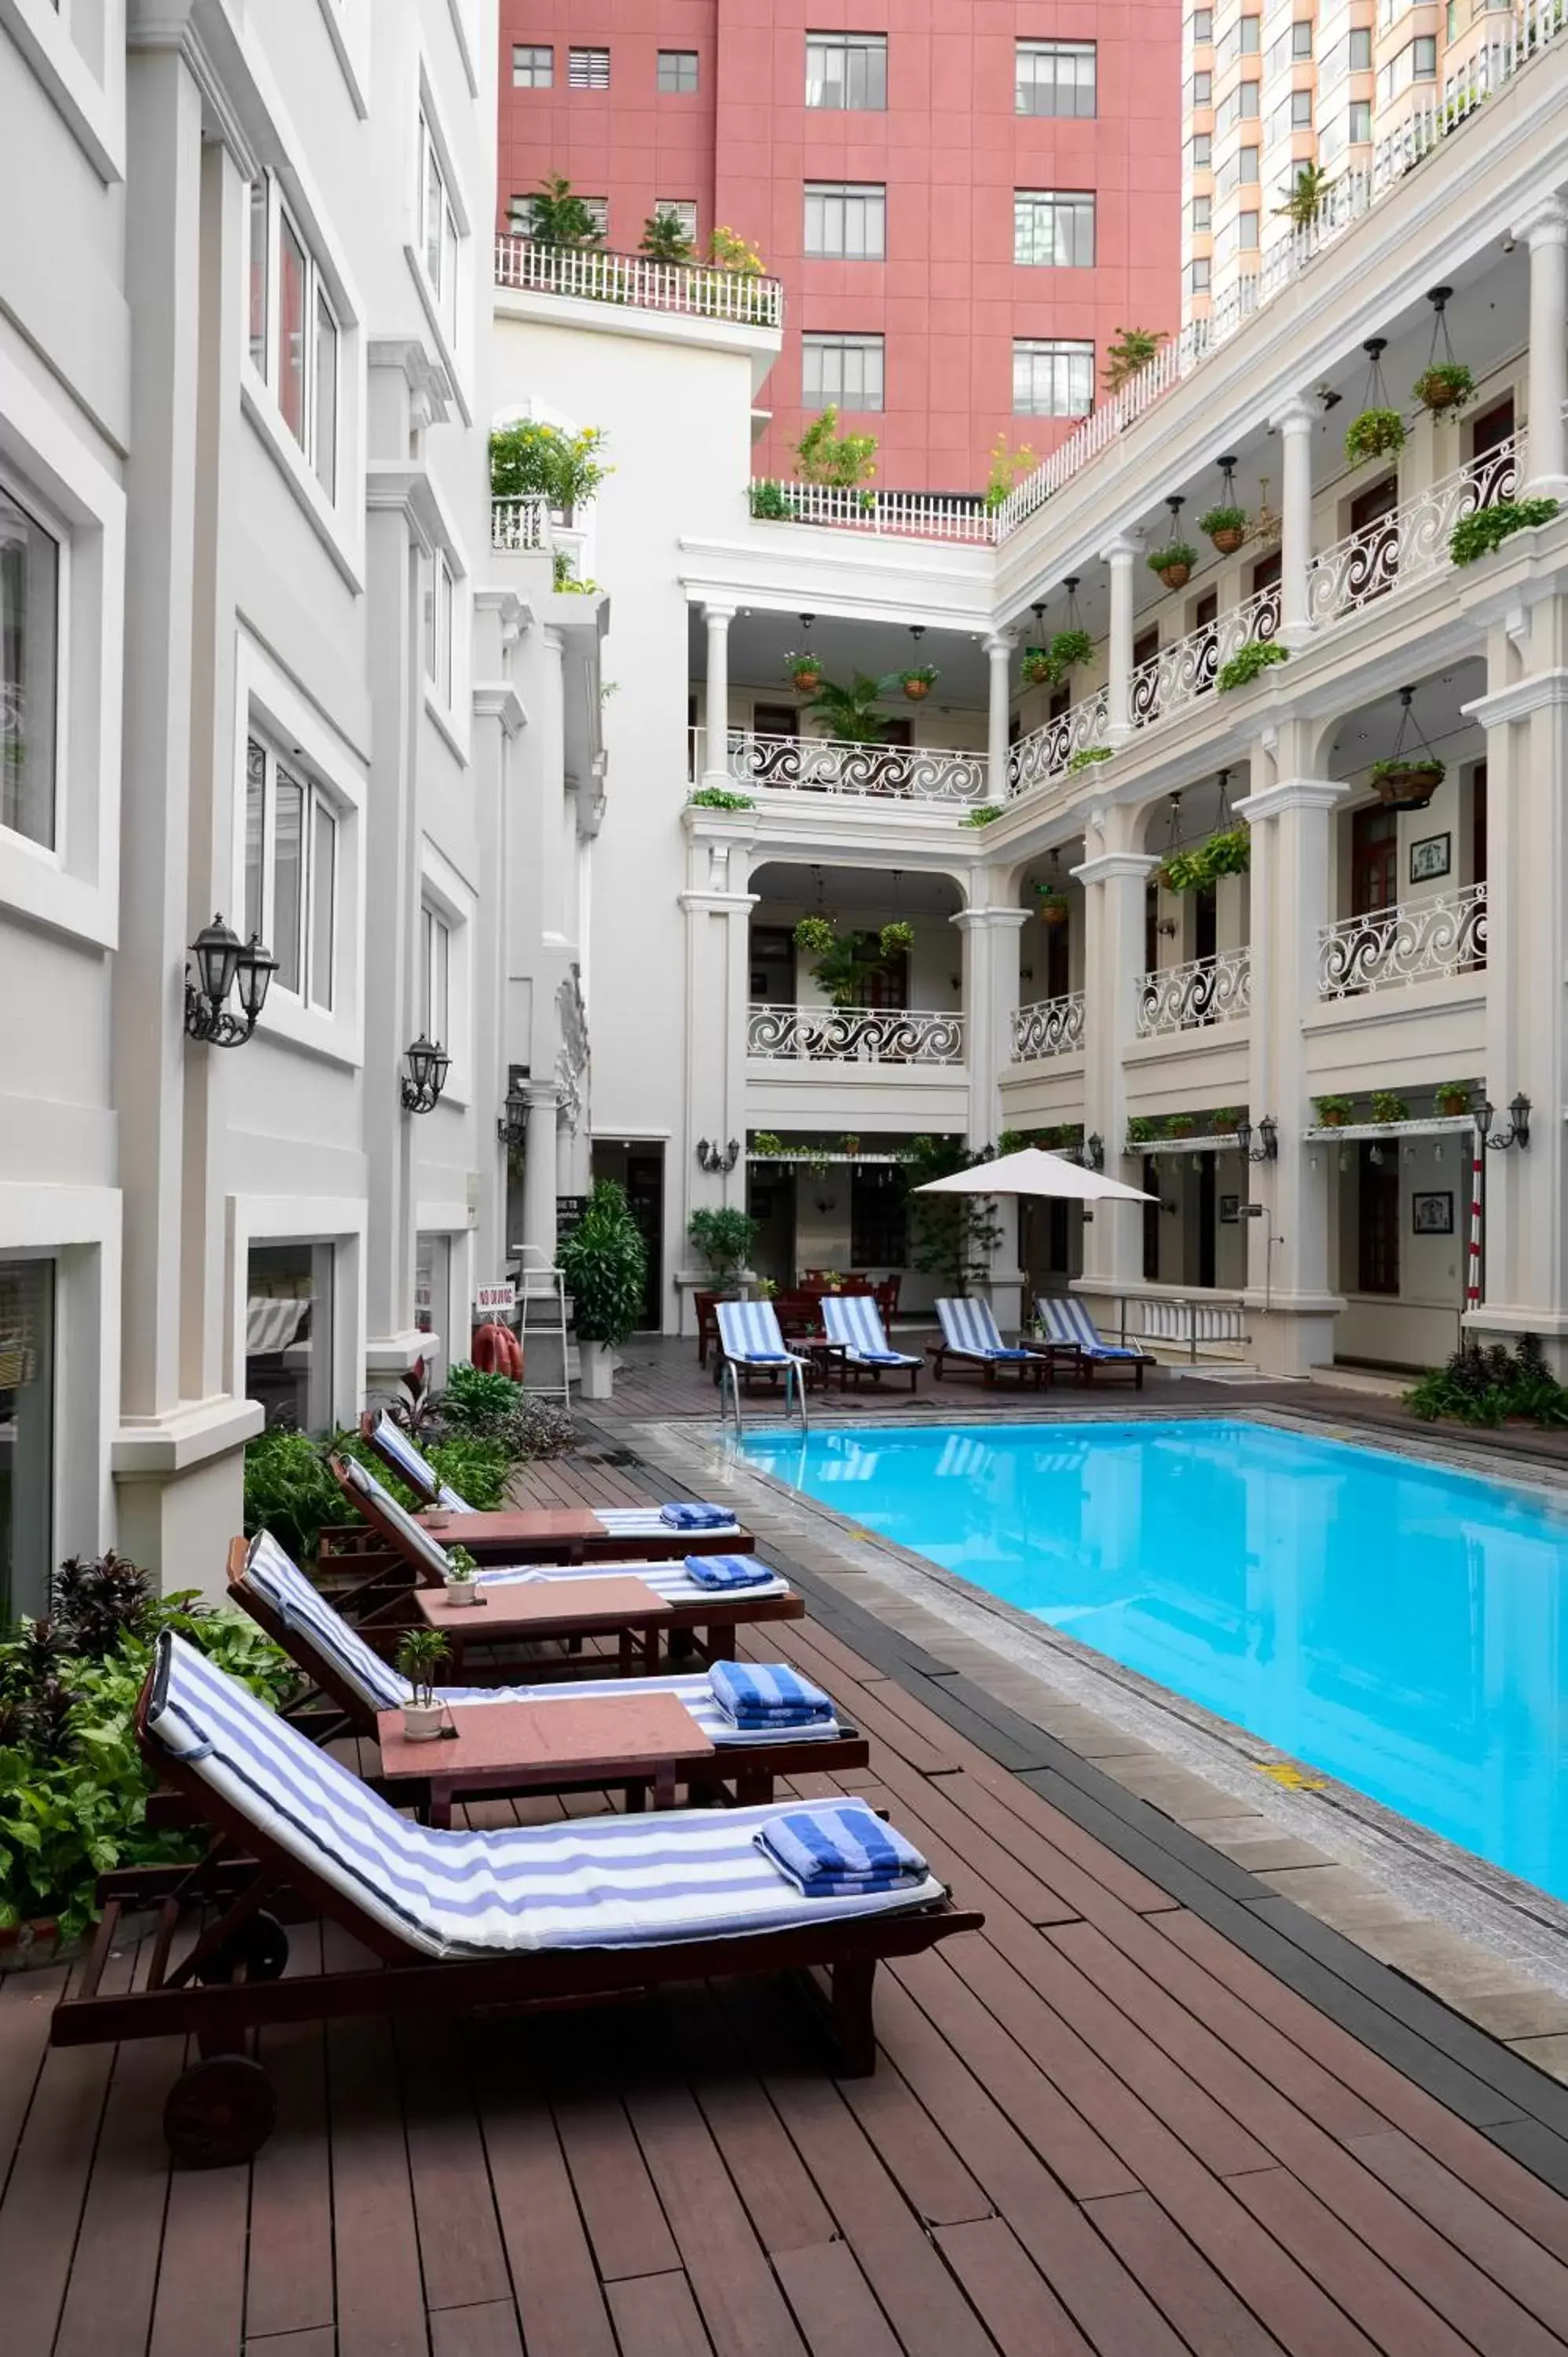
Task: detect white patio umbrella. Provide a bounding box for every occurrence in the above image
[912,1145,1155,1204]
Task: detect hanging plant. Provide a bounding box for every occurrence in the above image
[784,650,822,691]
[1216,640,1289,691]
[1035,885,1069,928]
[1344,407,1405,465]
[793,915,836,957]
[1197,504,1249,554]
[1148,541,1199,588]
[1020,647,1057,688]
[1449,497,1559,566]
[1159,827,1249,893]
[899,665,939,701]
[879,920,915,957]
[1050,627,1094,672]
[1369,754,1444,808]
[1413,363,1474,414]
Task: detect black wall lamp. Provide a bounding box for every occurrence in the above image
[697,1138,741,1173]
[184,915,278,1047]
[496,1064,530,1149]
[1083,1132,1105,1171]
[1478,1094,1531,1151]
[401,1036,451,1114]
[1235,1114,1278,1163]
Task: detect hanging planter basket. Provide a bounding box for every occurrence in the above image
[1035,890,1069,928]
[1149,541,1198,592]
[1370,760,1443,809]
[1020,647,1057,688]
[1414,365,1473,415]
[1198,505,1249,555]
[900,669,937,701]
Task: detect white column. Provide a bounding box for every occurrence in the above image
[1273,394,1316,648]
[984,633,1013,797]
[1101,538,1139,743]
[1517,200,1568,499]
[955,899,1029,1324]
[1234,773,1352,1374]
[521,1083,563,1270]
[680,832,759,1332]
[1072,841,1160,1297]
[701,602,735,787]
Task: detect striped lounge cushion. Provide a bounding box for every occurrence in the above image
[595,1505,740,1537]
[340,1457,456,1581]
[147,1634,932,1958]
[244,1530,408,1711]
[475,1557,790,1604]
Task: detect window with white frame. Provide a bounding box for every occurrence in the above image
[417,110,461,345]
[1216,145,1262,197]
[804,182,886,259]
[1378,33,1436,98]
[421,904,451,1046]
[1014,41,1097,115]
[805,31,887,108]
[1013,339,1094,416]
[1215,77,1260,127]
[801,332,884,409]
[655,200,698,241]
[1192,192,1212,231]
[568,46,610,89]
[1014,191,1095,268]
[1186,255,1213,295]
[0,478,60,852]
[512,44,553,86]
[1349,96,1372,139]
[658,49,698,91]
[423,552,455,706]
[1190,68,1213,101]
[246,174,340,498]
[1189,7,1214,38]
[1350,27,1372,66]
[1215,14,1261,66]
[1189,130,1213,166]
[244,734,337,1011]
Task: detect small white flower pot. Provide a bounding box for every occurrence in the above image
[578,1339,616,1400]
[401,1701,445,1742]
[442,1578,480,1607]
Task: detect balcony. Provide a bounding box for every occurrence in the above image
[747,481,999,544]
[1136,948,1252,1036]
[1012,991,1086,1061]
[1306,434,1524,625]
[747,1005,965,1065]
[1128,585,1280,728]
[699,729,990,807]
[494,235,783,329]
[1006,689,1110,800]
[1317,883,1487,998]
[491,497,549,552]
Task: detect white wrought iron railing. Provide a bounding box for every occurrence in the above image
[1129,584,1280,728]
[1317,882,1487,998]
[747,1004,966,1064]
[491,496,550,552]
[1135,948,1253,1036]
[495,235,783,327]
[702,729,989,803]
[1011,991,1086,1061]
[1006,687,1110,799]
[747,482,998,541]
[1306,433,1526,625]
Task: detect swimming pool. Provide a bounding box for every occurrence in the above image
[736,1417,1568,1904]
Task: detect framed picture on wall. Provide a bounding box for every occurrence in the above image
[1409,832,1451,884]
[1219,1194,1240,1223]
[1412,1190,1454,1235]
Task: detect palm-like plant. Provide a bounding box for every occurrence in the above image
[1273,164,1337,227]
[640,208,696,263]
[805,671,899,743]
[526,173,602,247]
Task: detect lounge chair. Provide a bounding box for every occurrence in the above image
[715,1299,811,1409]
[354,1410,747,1561]
[932,1298,1050,1388]
[328,1453,803,1666]
[1035,1295,1155,1388]
[820,1294,924,1391]
[230,1530,867,1802]
[50,1632,981,2162]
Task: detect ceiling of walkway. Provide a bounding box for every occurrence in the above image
[691,607,991,711]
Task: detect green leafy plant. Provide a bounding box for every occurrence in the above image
[440,1364,523,1430]
[984,434,1038,511]
[489,420,611,512]
[794,406,878,489]
[1035,885,1068,924]
[1369,753,1445,793]
[639,207,696,263]
[710,224,764,274]
[961,803,1006,826]
[879,920,915,956]
[395,1628,451,1707]
[1313,1094,1354,1126]
[1209,1107,1244,1133]
[1406,1333,1568,1429]
[1050,629,1094,671]
[1371,1090,1411,1124]
[1434,1080,1474,1115]
[1068,745,1114,769]
[1196,504,1249,544]
[749,481,797,520]
[1344,408,1405,465]
[241,1428,361,1563]
[783,649,820,685]
[1163,825,1252,893]
[551,551,602,593]
[903,1135,1002,1292]
[1102,327,1167,393]
[1449,497,1560,566]
[804,671,898,744]
[1020,647,1057,687]
[793,914,836,957]
[1126,1116,1159,1144]
[557,1181,648,1350]
[688,786,755,810]
[899,664,939,691]
[687,1206,757,1285]
[751,1132,785,1156]
[443,1544,478,1584]
[1148,541,1199,577]
[522,173,603,247]
[1273,163,1337,226]
[1216,640,1289,691]
[1413,362,1474,413]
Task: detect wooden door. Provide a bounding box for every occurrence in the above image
[1350,804,1398,915]
[1357,1144,1400,1295]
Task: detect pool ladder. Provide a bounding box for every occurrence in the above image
[719,1354,809,1438]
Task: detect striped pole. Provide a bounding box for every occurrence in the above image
[1466,1122,1484,1314]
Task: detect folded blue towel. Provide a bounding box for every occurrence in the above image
[683,1552,777,1590]
[855,1349,911,1365]
[757,1802,929,1896]
[709,1661,834,1728]
[660,1501,735,1530]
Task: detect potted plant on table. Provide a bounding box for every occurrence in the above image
[1313,1094,1354,1127]
[396,1629,450,1741]
[558,1180,649,1402]
[441,1544,480,1607]
[899,664,939,701]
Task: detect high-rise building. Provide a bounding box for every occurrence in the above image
[496,3,1182,493]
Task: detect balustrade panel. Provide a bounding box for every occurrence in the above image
[1006,687,1109,798]
[1306,437,1524,625]
[1135,948,1252,1037]
[1317,884,1487,997]
[748,1004,966,1063]
[725,732,988,803]
[1011,992,1086,1060]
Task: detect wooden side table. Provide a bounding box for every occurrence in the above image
[415,1574,671,1677]
[376,1691,716,1825]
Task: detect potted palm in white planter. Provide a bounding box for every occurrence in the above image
[441,1543,481,1606]
[396,1629,450,1740]
[558,1179,649,1402]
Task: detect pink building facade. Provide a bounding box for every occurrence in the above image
[498,2,1182,493]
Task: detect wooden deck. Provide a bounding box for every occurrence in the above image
[7,1433,1568,2353]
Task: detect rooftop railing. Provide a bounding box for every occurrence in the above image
[495,236,783,328]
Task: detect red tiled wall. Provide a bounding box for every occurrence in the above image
[497,1,1181,495]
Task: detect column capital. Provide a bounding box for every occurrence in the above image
[984,632,1015,660]
[1270,394,1317,434]
[1098,533,1143,564]
[1462,668,1568,728]
[678,889,760,913]
[523,1080,563,1111]
[1513,197,1568,250]
[1235,777,1352,823]
[1072,851,1161,887]
[702,600,737,625]
[951,905,1031,931]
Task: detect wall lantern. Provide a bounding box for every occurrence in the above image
[401,1036,451,1115]
[1235,1114,1278,1163]
[496,1064,530,1149]
[697,1138,742,1174]
[1478,1094,1531,1152]
[184,915,278,1047]
[1082,1133,1105,1172]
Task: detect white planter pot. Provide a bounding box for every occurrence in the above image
[401,1701,445,1742]
[442,1577,480,1607]
[578,1339,616,1400]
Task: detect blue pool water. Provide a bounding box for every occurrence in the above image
[736,1418,1568,1903]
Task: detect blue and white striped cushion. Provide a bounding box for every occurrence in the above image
[1035,1295,1141,1358]
[820,1296,920,1366]
[368,1413,480,1509]
[244,1530,409,1710]
[340,1456,456,1581]
[936,1299,1031,1359]
[475,1556,790,1604]
[709,1661,833,1727]
[433,1670,841,1747]
[147,1635,925,1958]
[716,1300,800,1365]
[595,1505,740,1537]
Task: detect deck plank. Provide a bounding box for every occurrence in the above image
[606,2271,717,2357]
[473,2036,619,2357]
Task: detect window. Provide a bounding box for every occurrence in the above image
[1189,130,1213,166]
[1216,76,1260,127]
[1187,255,1213,294]
[805,31,886,108]
[0,481,60,852]
[801,332,884,409]
[1014,191,1095,268]
[1217,144,1261,196]
[1291,87,1313,122]
[0,1259,53,1623]
[424,551,455,706]
[247,178,268,374]
[568,46,610,89]
[247,179,342,497]
[656,199,698,241]
[1189,8,1214,38]
[1013,339,1094,416]
[657,49,698,91]
[421,904,451,1046]
[1350,26,1372,64]
[1216,14,1261,65]
[511,44,552,86]
[244,735,336,1011]
[1191,68,1213,101]
[1014,40,1097,115]
[1239,210,1260,247]
[417,112,460,344]
[1378,33,1437,97]
[804,182,886,259]
[1192,192,1212,230]
[1349,97,1372,138]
